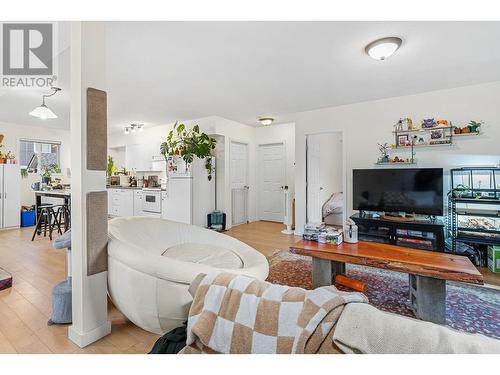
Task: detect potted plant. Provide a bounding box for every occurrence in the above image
[454,184,471,198]
[468,120,483,133]
[160,122,217,180]
[20,167,28,179]
[107,156,117,184]
[40,164,61,185]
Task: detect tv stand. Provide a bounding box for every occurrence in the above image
[351,213,445,252]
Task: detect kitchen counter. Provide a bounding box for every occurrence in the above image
[107,185,142,189]
[107,186,165,191]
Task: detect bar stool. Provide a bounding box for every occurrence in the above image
[54,204,71,232]
[31,204,62,241]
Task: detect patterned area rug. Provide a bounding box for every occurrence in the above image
[267,250,500,339]
[0,267,13,291]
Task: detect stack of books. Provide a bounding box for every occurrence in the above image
[303,223,343,245]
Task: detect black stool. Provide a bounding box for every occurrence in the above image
[54,204,71,232]
[32,204,63,241]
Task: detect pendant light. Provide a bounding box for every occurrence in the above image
[29,87,61,120]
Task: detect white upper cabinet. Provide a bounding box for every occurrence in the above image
[125,142,161,172]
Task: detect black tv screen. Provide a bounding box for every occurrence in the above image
[353,168,444,216]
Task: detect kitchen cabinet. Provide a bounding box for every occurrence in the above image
[133,190,143,216]
[108,188,134,217]
[125,142,162,172]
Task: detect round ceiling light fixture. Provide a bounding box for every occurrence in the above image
[365,37,402,61]
[258,117,274,126]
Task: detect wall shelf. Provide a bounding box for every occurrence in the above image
[374,162,417,166]
[392,125,454,134]
[453,132,480,137]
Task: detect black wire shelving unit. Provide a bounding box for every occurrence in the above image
[447,167,500,256]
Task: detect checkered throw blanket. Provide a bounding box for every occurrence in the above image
[180,272,368,354]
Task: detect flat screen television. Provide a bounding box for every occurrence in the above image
[353,168,444,216]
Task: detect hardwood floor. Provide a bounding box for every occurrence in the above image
[225,221,301,258]
[0,221,300,354]
[0,227,159,354]
[0,221,498,353]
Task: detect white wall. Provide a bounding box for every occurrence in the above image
[293,81,500,235]
[0,121,71,206]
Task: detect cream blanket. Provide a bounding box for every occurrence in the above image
[333,303,500,354]
[180,272,367,354]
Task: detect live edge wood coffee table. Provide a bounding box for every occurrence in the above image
[290,240,483,324]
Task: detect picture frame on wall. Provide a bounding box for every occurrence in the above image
[398,135,409,146]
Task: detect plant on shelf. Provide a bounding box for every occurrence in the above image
[107,156,117,177]
[40,164,61,183]
[453,184,471,198]
[160,122,217,180]
[468,120,483,133]
[377,143,390,163]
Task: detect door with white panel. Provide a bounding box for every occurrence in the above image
[258,143,286,222]
[230,141,249,226]
[2,165,20,228]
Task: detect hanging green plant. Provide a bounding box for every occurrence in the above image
[160,122,217,180]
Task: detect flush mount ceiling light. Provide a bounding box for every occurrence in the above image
[29,87,61,119]
[258,117,274,126]
[365,37,403,61]
[124,123,144,135]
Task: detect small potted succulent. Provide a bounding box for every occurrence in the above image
[468,120,483,133]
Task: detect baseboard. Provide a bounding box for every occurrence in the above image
[68,320,111,348]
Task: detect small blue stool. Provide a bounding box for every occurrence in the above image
[49,230,72,325]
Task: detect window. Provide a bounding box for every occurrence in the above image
[19,139,61,172]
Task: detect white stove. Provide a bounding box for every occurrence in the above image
[141,188,162,216]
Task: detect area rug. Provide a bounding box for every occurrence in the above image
[0,267,13,291]
[267,250,500,340]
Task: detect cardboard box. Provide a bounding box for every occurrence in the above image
[487,246,500,273]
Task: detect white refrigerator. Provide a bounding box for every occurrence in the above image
[161,156,215,227]
[0,164,21,229]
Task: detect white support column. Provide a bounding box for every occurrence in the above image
[69,21,111,347]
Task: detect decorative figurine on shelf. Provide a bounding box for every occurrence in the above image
[436,119,449,126]
[405,118,414,130]
[431,130,443,139]
[377,142,390,163]
[395,119,404,132]
[421,118,437,129]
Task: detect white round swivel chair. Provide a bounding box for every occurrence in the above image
[108,216,269,335]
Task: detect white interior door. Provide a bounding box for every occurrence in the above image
[307,137,322,223]
[258,143,285,222]
[230,141,248,225]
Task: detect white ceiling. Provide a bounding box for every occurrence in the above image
[0,22,71,130]
[2,22,500,132]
